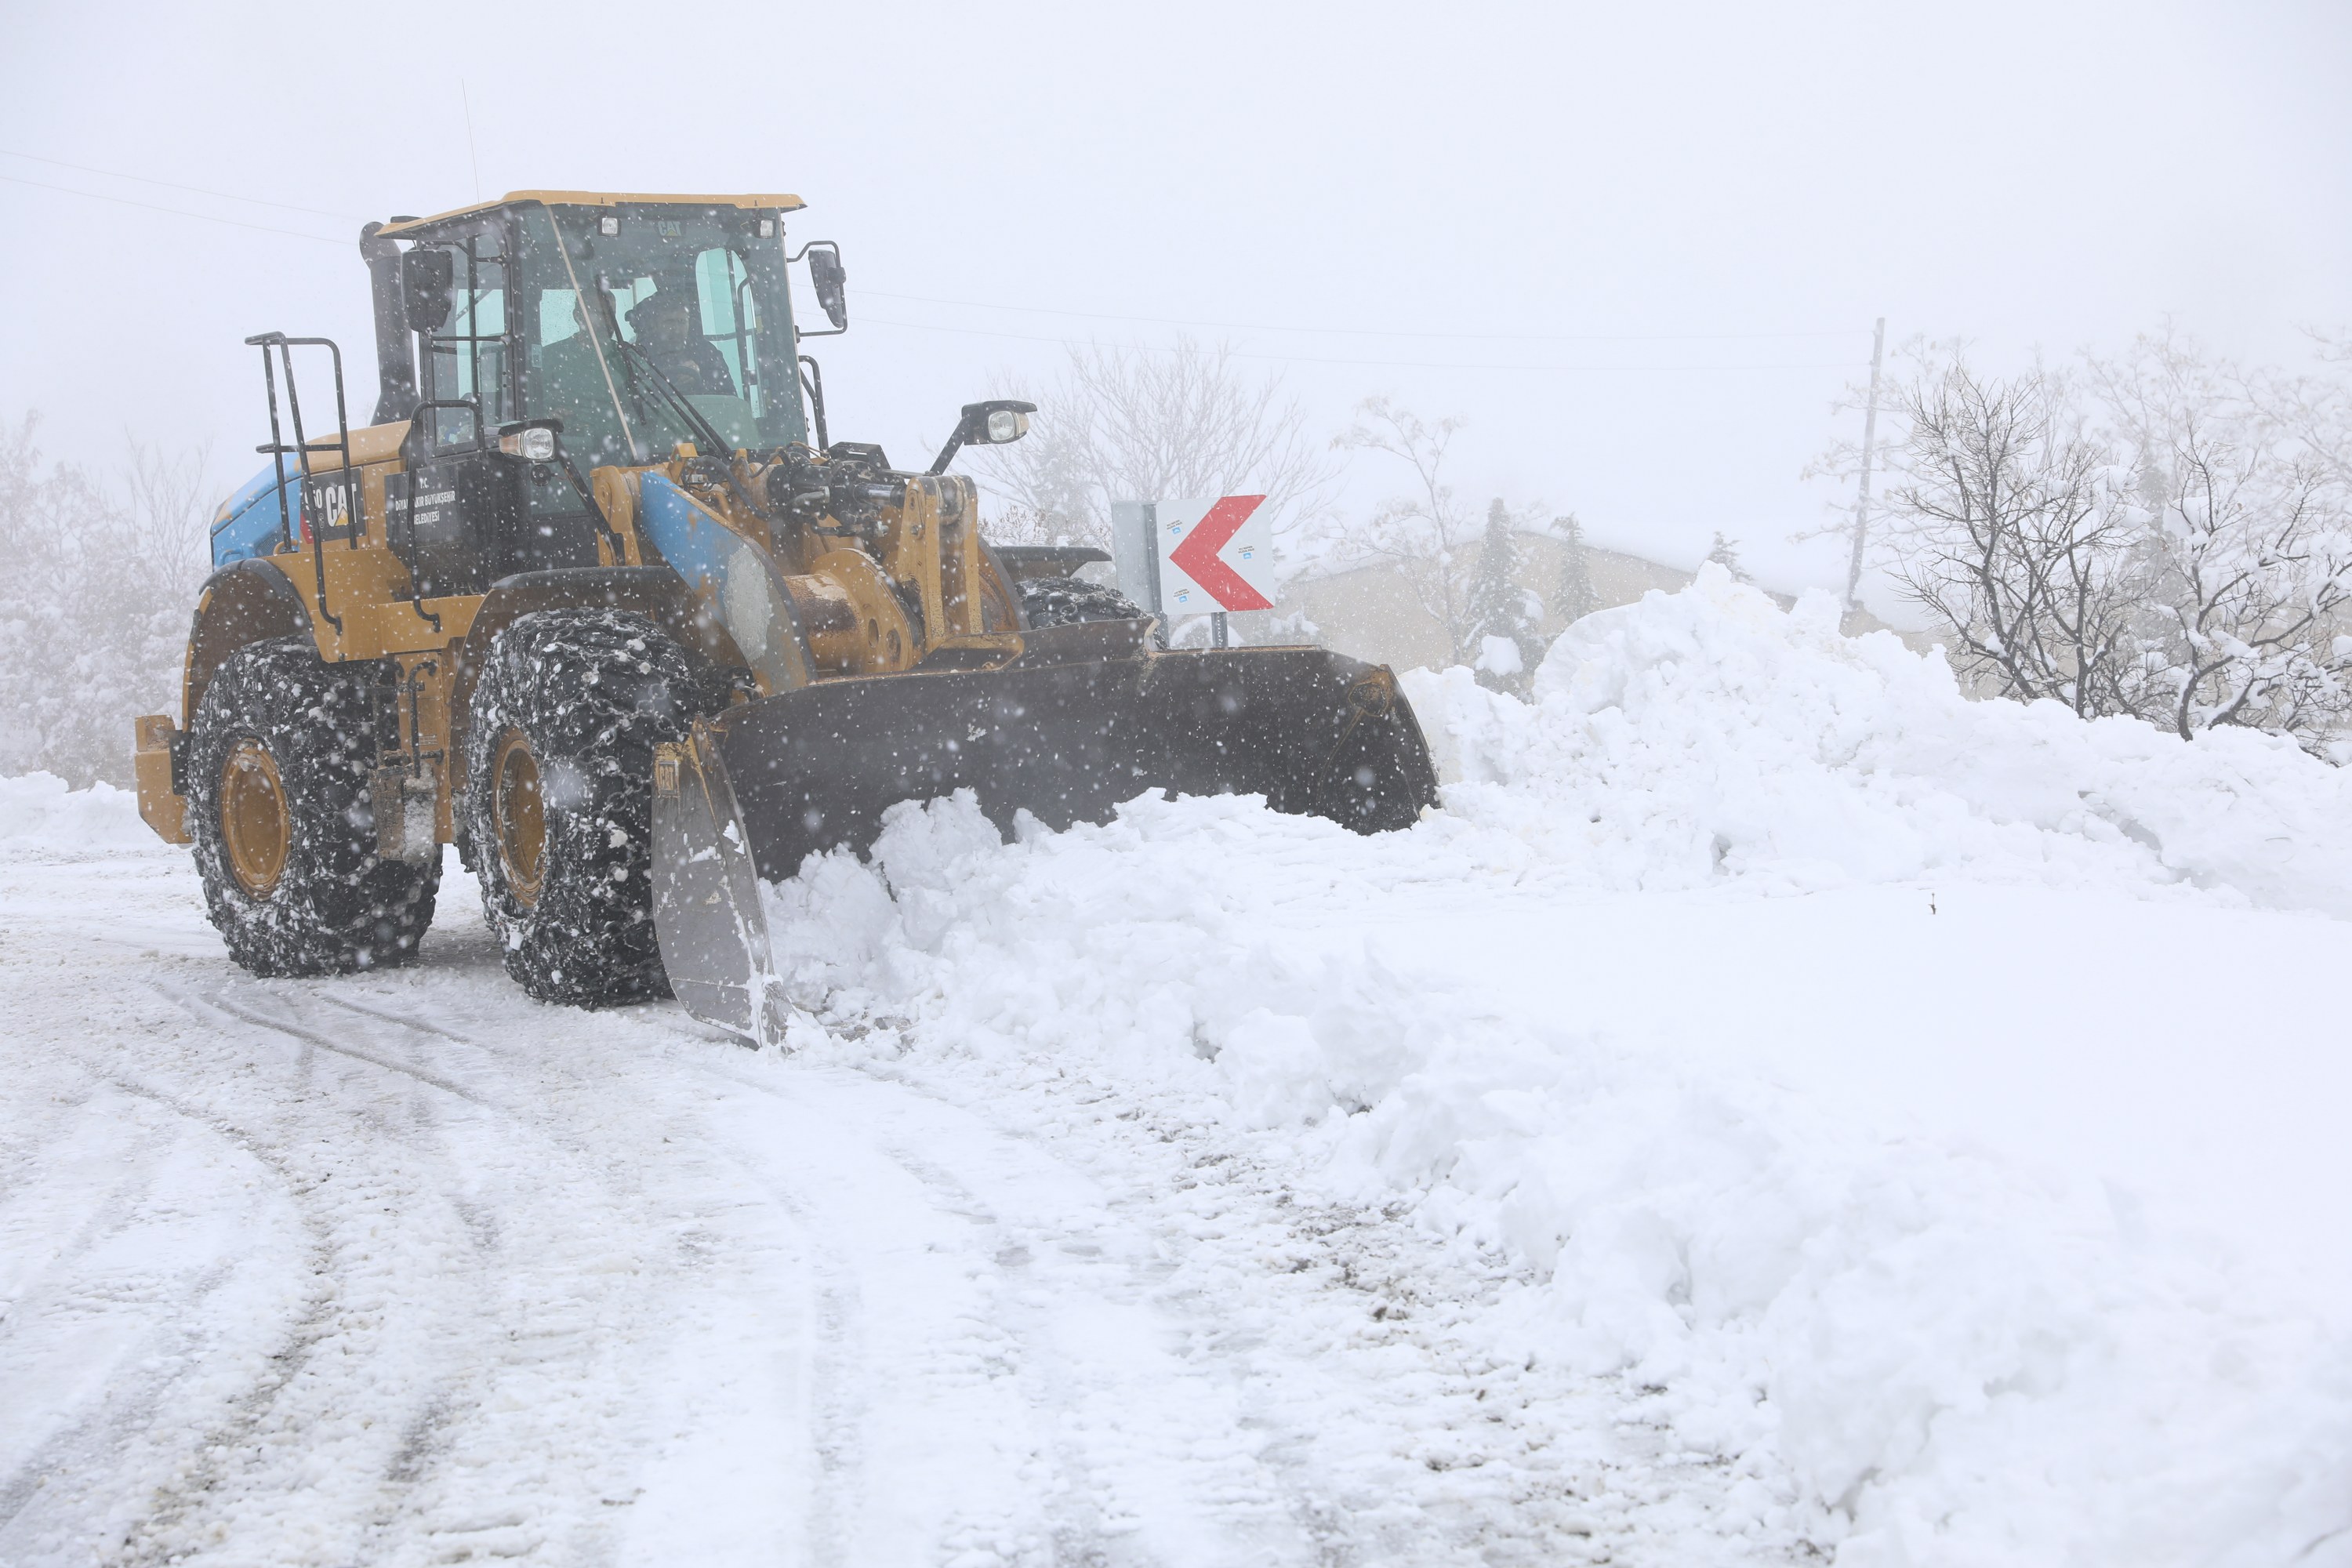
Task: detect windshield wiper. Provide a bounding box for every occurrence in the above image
[595,313,793,530]
[590,289,735,460]
[609,333,735,459]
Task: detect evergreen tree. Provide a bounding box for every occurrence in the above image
[1553,512,1599,626]
[1705,530,1752,583]
[1464,499,1544,692]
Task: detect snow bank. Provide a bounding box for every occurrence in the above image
[765,570,2352,1566]
[1406,564,2352,916]
[0,771,154,851]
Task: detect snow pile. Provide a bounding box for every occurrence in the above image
[25,564,2341,897]
[1406,564,2352,914]
[0,771,153,851]
[764,571,2352,1565]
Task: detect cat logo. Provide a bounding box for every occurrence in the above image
[301,474,361,543]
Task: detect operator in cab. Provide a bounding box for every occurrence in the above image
[625,285,737,397]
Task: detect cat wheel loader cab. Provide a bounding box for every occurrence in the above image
[134,189,1439,1036]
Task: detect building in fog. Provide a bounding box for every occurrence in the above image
[1250,528,1910,673]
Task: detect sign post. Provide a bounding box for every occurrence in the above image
[1110,499,1160,619]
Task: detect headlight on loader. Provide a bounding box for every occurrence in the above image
[499,426,557,462]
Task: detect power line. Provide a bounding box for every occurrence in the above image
[863,287,1867,345]
[0,150,1879,370]
[0,172,348,245]
[0,147,368,223]
[0,145,1871,349]
[860,313,1868,373]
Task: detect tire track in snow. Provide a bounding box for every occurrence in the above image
[684,1152,865,1568]
[872,1080,1391,1566]
[0,1084,270,1552]
[288,985,868,1562]
[674,1052,1092,1564]
[421,989,869,1567]
[117,974,676,1564]
[853,1142,1138,1564]
[688,1045,1342,1566]
[6,825,1820,1565]
[806,1029,1773,1566]
[74,1072,345,1568]
[182,989,494,1111]
[105,981,476,1566]
[601,1051,870,1568]
[7,855,771,1563]
[274,974,837,1563]
[769,1051,1374,1563]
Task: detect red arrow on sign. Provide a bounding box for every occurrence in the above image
[1167,494,1272,611]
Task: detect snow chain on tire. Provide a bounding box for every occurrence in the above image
[463,608,722,1007]
[1017,575,1165,648]
[184,635,440,975]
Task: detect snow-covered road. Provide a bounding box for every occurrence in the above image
[1,828,1778,1566]
[7,574,2352,1566]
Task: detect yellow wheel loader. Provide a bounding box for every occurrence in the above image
[133,191,1437,1039]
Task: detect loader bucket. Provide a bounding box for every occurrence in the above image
[651,621,1439,1039]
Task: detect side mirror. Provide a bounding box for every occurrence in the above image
[401,247,455,334]
[807,243,848,332]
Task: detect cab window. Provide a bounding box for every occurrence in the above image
[517,205,803,463]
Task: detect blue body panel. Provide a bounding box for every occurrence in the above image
[637,474,743,601]
[209,463,301,568]
[637,473,811,692]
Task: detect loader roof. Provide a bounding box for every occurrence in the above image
[376,191,806,237]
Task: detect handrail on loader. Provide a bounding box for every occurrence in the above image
[245,333,358,641]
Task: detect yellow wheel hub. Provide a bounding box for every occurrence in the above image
[493,730,547,906]
[220,739,290,898]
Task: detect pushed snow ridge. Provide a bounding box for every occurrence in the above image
[767,567,2352,1567]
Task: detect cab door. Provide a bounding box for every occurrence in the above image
[395,222,519,595]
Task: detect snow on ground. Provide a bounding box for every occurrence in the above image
[764,568,2352,1566]
[3,567,2350,1565]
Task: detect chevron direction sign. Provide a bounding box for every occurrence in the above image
[1154,494,1273,615]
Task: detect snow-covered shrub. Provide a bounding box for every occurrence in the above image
[0,416,211,786]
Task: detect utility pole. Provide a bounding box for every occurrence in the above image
[1845,316,1886,613]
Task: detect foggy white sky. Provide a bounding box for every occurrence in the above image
[3,0,2347,614]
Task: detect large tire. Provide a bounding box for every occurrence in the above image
[184,636,440,976]
[463,609,717,1007]
[1018,575,1163,646]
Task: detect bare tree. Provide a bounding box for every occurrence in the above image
[1330,397,1484,661]
[1876,351,2148,717]
[968,335,1336,556]
[1849,331,2352,753]
[2248,325,2352,497]
[2089,329,2352,741]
